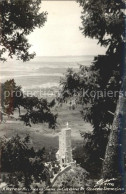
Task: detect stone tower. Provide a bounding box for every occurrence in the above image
[56,123,73,166]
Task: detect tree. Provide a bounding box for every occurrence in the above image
[77,0,125,186]
[1,79,57,129]
[1,79,23,115]
[60,56,121,177]
[0,0,47,61]
[1,135,50,189]
[60,0,125,180]
[0,1,55,189]
[0,1,57,128]
[78,0,124,54]
[20,97,57,129]
[53,166,88,189]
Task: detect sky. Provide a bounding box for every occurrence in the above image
[28,1,106,57]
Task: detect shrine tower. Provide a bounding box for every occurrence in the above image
[56,123,73,166]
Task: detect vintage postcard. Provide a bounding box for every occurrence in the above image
[0,0,125,193]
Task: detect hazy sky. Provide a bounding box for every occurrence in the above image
[28,1,106,56]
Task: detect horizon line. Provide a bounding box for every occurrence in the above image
[35,55,95,57]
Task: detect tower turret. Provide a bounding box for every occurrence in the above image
[56,122,73,166]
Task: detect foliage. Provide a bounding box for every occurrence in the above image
[20,97,57,129]
[53,166,88,188]
[60,55,121,176]
[73,130,109,178]
[1,135,50,188]
[1,79,23,115]
[78,0,124,54]
[0,0,47,61]
[59,0,124,177]
[60,54,121,131]
[1,79,57,129]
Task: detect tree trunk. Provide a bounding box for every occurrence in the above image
[101,96,126,193]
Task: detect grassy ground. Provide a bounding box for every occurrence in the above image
[0,104,92,150]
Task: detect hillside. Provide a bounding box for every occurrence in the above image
[0,103,92,151]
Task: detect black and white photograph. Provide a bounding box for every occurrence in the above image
[0,0,126,193]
